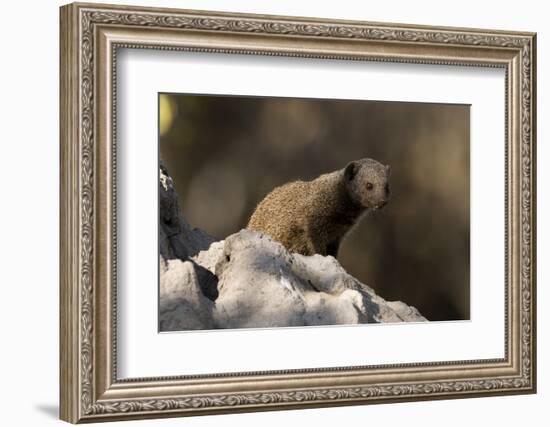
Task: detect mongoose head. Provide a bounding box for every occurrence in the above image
[343,158,391,210]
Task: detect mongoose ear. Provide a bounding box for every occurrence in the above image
[344,161,357,181]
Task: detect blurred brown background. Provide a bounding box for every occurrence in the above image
[159,94,470,321]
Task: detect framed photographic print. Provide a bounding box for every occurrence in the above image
[59,2,537,423]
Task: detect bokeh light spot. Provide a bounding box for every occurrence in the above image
[159,94,176,137]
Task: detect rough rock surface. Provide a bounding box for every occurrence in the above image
[159,165,426,331]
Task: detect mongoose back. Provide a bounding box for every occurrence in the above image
[247,158,391,257]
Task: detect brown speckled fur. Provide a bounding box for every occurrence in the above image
[247,158,390,257]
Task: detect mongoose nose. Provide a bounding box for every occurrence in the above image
[385,183,390,196]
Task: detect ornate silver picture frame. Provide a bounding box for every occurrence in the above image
[60,2,536,423]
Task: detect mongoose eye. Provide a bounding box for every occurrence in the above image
[366,182,374,190]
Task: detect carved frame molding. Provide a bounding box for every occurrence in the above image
[60,2,536,423]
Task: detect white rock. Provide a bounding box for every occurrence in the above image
[159,257,215,331]
[203,230,426,329]
[158,164,426,331]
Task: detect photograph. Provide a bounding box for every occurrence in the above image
[158,94,470,331]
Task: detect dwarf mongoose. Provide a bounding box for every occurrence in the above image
[247,158,391,257]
